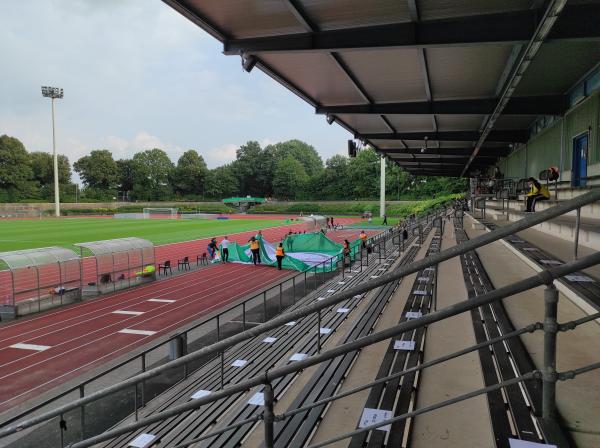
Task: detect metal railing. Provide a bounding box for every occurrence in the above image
[2,190,599,447]
[0,219,416,443]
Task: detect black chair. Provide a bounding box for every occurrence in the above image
[197,253,208,266]
[178,256,191,271]
[158,260,172,276]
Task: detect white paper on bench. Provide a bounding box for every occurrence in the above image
[406,311,422,319]
[285,321,296,326]
[231,359,247,367]
[338,281,345,285]
[337,308,350,313]
[262,337,277,343]
[317,297,326,301]
[508,439,556,448]
[191,389,211,400]
[128,433,156,448]
[370,275,379,279]
[522,248,537,251]
[394,340,415,351]
[320,327,332,334]
[353,294,364,299]
[248,392,265,406]
[417,277,430,281]
[358,408,392,432]
[413,290,429,296]
[327,289,336,293]
[540,259,562,265]
[289,353,308,361]
[347,275,354,278]
[565,275,594,282]
[510,239,525,243]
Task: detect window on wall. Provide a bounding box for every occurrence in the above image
[529,115,559,139]
[567,64,600,108]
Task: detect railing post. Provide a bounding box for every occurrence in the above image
[317,309,322,353]
[292,276,296,303]
[574,207,581,260]
[279,283,283,313]
[220,351,225,389]
[79,385,85,439]
[542,284,559,422]
[263,291,267,322]
[242,302,246,331]
[263,382,275,448]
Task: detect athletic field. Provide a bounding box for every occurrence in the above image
[0,217,285,252]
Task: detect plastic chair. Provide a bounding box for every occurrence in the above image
[158,260,172,276]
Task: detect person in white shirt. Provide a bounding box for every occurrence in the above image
[221,236,230,263]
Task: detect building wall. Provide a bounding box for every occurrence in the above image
[499,90,600,182]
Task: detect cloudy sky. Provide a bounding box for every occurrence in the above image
[0,0,350,178]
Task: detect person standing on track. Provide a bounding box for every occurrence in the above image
[359,230,368,249]
[207,238,217,259]
[249,236,261,265]
[275,243,285,270]
[221,236,230,263]
[254,230,263,263]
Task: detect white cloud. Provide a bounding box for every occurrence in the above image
[202,143,238,168]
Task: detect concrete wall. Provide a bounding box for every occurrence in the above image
[499,90,600,182]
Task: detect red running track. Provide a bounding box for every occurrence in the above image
[0,218,363,305]
[0,262,291,412]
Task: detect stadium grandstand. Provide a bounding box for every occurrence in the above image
[1,1,600,448]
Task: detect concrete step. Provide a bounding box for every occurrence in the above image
[486,194,600,220]
[483,207,600,251]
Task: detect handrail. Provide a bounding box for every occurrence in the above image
[65,252,600,448]
[2,190,599,439]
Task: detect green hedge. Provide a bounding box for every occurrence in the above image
[251,194,462,217]
[48,203,235,216]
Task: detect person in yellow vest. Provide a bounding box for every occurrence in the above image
[275,243,285,270]
[359,230,368,249]
[526,177,550,212]
[249,236,261,265]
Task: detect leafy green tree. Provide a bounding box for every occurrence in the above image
[205,164,239,199]
[349,148,380,198]
[233,141,265,196]
[320,154,351,199]
[74,150,118,198]
[172,150,208,197]
[116,159,135,194]
[131,148,175,200]
[30,152,71,185]
[0,135,34,201]
[273,155,309,200]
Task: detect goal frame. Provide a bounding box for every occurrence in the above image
[142,207,179,219]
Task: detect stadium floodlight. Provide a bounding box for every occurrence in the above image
[41,86,64,217]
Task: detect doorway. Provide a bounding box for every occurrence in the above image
[572,132,589,187]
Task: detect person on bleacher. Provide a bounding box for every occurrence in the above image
[525,177,550,212]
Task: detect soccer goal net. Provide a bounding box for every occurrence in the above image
[0,206,42,219]
[142,207,179,219]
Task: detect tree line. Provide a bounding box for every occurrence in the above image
[0,134,466,202]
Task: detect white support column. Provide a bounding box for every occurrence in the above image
[380,154,386,218]
[51,98,60,217]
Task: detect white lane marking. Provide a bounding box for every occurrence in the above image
[118,329,156,336]
[10,343,51,351]
[147,299,176,303]
[112,310,144,316]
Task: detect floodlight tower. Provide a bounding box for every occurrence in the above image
[41,86,64,217]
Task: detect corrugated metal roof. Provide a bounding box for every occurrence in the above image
[164,0,600,176]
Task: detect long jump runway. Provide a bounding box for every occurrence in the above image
[0,262,290,413]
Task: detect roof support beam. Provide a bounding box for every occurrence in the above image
[382,147,507,157]
[316,95,566,115]
[222,5,600,55]
[461,0,569,175]
[357,130,529,143]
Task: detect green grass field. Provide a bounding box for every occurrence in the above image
[0,218,285,252]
